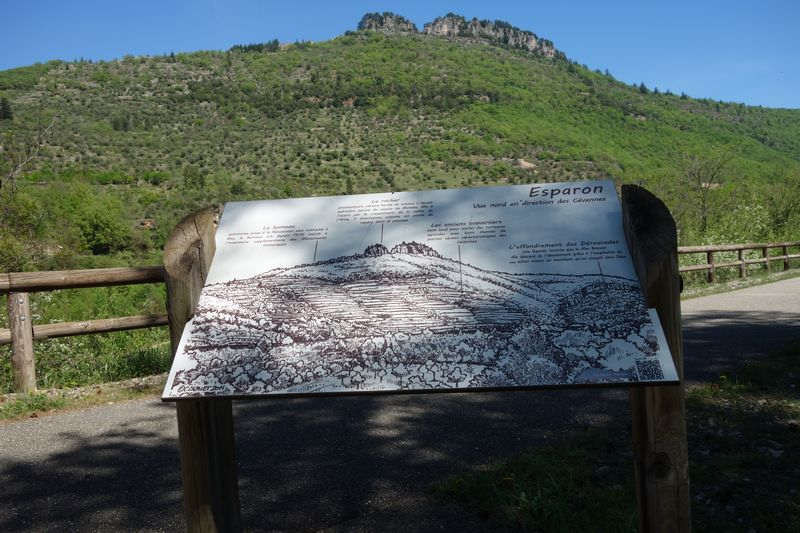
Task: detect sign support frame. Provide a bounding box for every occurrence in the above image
[164,186,689,532]
[622,185,690,532]
[165,206,242,533]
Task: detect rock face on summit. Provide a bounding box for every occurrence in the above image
[390,241,441,257]
[424,14,555,57]
[357,12,556,58]
[358,12,418,34]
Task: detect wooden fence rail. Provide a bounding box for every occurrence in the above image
[1,266,166,393]
[678,241,800,283]
[0,266,165,293]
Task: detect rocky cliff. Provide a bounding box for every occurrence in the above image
[358,12,557,58]
[358,12,418,34]
[424,14,555,57]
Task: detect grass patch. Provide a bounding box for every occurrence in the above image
[0,393,66,420]
[0,374,166,422]
[0,330,171,394]
[433,429,637,532]
[436,341,800,532]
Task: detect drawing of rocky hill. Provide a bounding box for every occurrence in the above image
[166,242,668,397]
[363,243,389,257]
[389,241,441,256]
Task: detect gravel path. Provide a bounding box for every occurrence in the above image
[1,278,798,532]
[682,276,800,382]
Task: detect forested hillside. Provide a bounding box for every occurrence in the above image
[2,14,800,273]
[1,13,799,391]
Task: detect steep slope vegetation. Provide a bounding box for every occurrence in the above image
[1,14,799,272]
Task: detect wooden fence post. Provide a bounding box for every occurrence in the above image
[738,249,746,278]
[783,245,789,271]
[705,251,714,283]
[164,206,242,533]
[621,185,690,533]
[8,292,36,393]
[762,247,769,272]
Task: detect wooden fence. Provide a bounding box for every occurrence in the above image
[2,239,799,394]
[0,267,167,393]
[678,241,800,282]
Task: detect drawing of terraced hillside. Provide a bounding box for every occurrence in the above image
[165,241,670,398]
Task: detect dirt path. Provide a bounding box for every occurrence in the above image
[0,278,797,531]
[682,276,800,382]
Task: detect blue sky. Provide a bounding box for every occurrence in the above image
[1,0,798,108]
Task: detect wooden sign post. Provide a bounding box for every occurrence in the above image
[622,185,690,532]
[163,185,689,532]
[164,207,241,532]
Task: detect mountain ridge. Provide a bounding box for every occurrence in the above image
[0,11,799,274]
[358,12,558,58]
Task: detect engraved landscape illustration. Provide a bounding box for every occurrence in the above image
[166,239,670,397]
[163,183,679,399]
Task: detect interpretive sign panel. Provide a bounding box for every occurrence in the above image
[162,181,678,400]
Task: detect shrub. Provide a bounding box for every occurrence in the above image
[140,170,169,185]
[0,234,29,271]
[77,207,132,254]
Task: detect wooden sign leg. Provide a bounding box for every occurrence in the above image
[622,185,690,532]
[177,399,241,532]
[164,207,241,532]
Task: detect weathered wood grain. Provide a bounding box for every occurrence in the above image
[164,206,241,533]
[7,293,36,392]
[0,314,168,345]
[0,266,164,294]
[622,184,690,533]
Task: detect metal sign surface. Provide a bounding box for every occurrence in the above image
[163,181,678,400]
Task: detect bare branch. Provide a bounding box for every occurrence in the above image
[1,116,57,191]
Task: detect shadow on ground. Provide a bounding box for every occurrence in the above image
[682,309,799,383]
[0,307,796,531]
[686,380,800,532]
[0,388,629,531]
[0,406,184,531]
[234,389,628,531]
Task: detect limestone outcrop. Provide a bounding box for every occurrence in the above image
[357,12,557,58]
[358,12,418,34]
[424,14,555,57]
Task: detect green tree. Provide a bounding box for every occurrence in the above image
[182,164,207,188]
[675,151,731,236]
[0,97,12,120]
[77,205,132,255]
[111,113,130,131]
[0,115,56,190]
[766,171,800,239]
